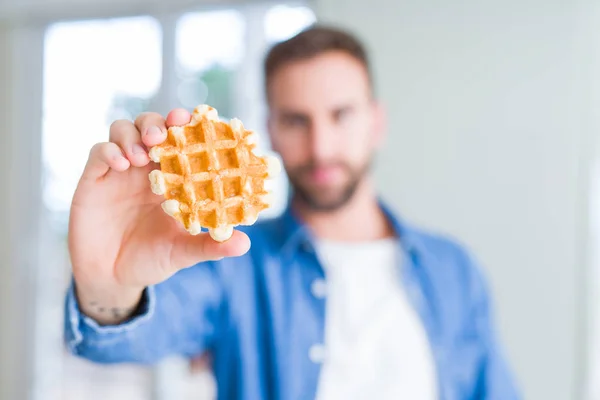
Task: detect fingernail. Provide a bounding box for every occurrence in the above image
[146,126,164,137]
[132,144,146,154]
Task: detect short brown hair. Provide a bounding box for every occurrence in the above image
[263,24,373,100]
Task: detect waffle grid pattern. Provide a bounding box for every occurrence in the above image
[149,106,274,240]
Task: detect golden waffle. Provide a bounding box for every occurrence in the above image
[147,104,280,242]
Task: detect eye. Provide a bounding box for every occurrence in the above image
[282,115,308,129]
[334,107,352,123]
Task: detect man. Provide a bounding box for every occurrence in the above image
[64,25,520,399]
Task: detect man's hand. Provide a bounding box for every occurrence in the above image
[68,109,251,325]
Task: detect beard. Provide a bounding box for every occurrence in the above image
[287,158,372,212]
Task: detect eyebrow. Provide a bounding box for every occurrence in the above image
[278,110,310,120]
[277,103,356,120]
[331,104,354,118]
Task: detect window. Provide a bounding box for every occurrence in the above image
[176,10,245,118]
[43,17,162,227]
[265,4,316,44]
[39,4,316,400]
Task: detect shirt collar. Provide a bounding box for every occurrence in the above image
[278,204,313,258]
[277,198,426,259]
[378,199,426,256]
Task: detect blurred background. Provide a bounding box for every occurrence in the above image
[1,0,600,399]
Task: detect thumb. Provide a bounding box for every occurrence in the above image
[169,230,251,269]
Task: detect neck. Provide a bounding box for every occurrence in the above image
[291,178,395,242]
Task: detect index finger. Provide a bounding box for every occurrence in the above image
[135,112,168,148]
[136,109,192,148]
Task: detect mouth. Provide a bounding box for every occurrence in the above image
[305,166,343,185]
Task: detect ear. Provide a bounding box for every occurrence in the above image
[371,101,387,149]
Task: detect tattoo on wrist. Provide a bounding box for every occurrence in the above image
[88,302,136,319]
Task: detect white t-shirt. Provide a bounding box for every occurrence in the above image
[313,238,438,400]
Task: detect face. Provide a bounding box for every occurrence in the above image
[267,51,386,212]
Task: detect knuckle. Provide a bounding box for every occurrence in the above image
[109,119,134,140]
[89,142,104,156]
[135,112,161,127]
[88,142,107,163]
[91,142,117,159]
[109,118,131,131]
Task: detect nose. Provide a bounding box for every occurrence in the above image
[308,119,337,162]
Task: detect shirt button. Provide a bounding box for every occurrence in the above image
[308,344,327,364]
[310,279,327,299]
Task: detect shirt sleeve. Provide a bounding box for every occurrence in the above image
[63,261,225,365]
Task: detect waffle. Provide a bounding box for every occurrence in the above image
[147,104,281,242]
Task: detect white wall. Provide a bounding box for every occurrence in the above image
[316,1,599,399]
[0,21,45,400]
[0,23,28,400]
[0,22,16,400]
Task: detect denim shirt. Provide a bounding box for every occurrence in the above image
[64,203,521,400]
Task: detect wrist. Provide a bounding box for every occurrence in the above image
[73,279,145,325]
